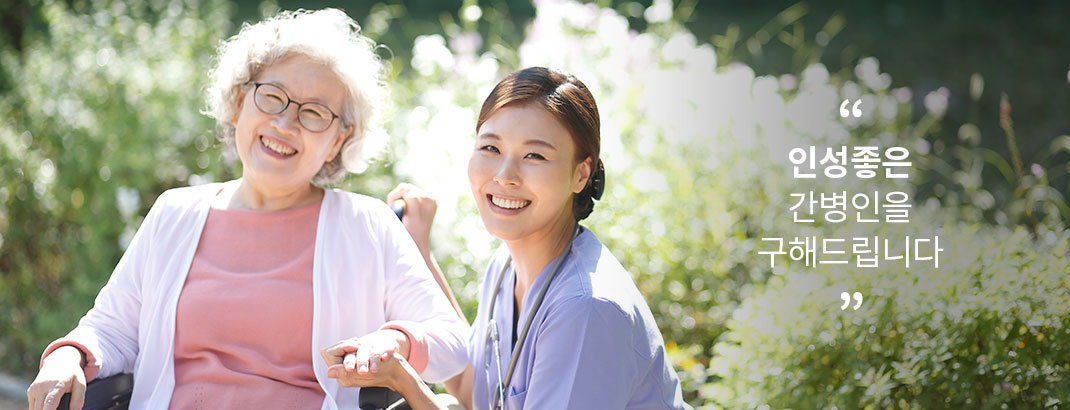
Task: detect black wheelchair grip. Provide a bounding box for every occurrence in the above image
[58,373,133,410]
[359,386,411,410]
[56,373,408,410]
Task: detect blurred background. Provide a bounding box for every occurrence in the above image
[1,0,1068,408]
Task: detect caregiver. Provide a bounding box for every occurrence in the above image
[325,67,689,409]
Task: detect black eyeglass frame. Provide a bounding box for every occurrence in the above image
[246,81,342,132]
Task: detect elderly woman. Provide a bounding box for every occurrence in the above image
[26,9,467,410]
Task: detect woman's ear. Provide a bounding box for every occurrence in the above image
[326,125,354,163]
[572,156,593,194]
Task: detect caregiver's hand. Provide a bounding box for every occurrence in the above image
[386,183,437,253]
[321,329,411,376]
[27,346,87,410]
[326,350,409,389]
[327,352,447,410]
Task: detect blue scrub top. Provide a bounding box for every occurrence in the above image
[468,227,691,410]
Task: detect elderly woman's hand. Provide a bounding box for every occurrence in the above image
[27,346,87,410]
[326,349,414,390]
[329,351,452,410]
[321,329,411,377]
[386,183,437,254]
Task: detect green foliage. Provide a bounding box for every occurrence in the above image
[710,224,1070,409]
[909,89,1070,233]
[0,0,234,374]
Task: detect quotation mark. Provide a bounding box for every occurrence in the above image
[839,99,863,118]
[840,291,863,310]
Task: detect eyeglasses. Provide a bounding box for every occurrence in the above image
[247,82,340,132]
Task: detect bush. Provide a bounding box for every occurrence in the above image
[709,223,1070,409]
[0,0,234,374]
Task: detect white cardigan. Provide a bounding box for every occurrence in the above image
[53,182,468,409]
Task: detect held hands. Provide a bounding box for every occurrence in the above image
[325,350,416,390]
[321,329,411,389]
[27,346,87,410]
[386,183,437,254]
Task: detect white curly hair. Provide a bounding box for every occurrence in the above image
[204,8,388,184]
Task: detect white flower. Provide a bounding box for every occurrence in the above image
[801,63,830,91]
[854,57,891,91]
[644,0,673,23]
[564,2,599,29]
[663,32,697,63]
[595,9,630,45]
[779,74,797,91]
[924,87,950,117]
[462,5,482,22]
[449,32,482,56]
[892,87,912,103]
[411,35,454,76]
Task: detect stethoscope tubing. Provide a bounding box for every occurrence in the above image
[486,225,582,410]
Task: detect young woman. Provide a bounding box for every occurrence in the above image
[324,67,689,409]
[26,9,467,410]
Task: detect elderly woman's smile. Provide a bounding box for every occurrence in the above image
[260,134,297,157]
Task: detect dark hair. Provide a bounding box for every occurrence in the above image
[477,67,602,220]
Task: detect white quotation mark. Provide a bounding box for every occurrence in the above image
[839,99,862,118]
[840,291,863,310]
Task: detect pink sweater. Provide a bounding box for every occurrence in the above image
[168,202,323,408]
[165,202,426,408]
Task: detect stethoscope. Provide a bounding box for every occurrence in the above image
[484,224,581,410]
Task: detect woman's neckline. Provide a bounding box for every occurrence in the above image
[209,199,321,214]
[210,179,325,212]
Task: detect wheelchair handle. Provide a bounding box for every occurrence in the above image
[391,200,405,221]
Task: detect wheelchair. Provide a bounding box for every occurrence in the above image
[57,373,409,410]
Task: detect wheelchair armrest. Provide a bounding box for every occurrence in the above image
[58,372,133,410]
[54,373,407,410]
[359,386,410,410]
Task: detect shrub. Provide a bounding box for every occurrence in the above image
[0,0,233,374]
[709,223,1070,409]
